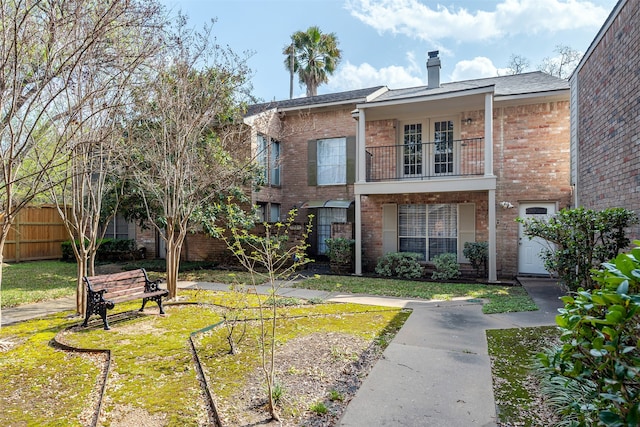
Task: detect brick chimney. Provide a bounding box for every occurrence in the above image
[427,50,441,88]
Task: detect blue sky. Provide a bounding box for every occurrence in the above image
[160,0,617,102]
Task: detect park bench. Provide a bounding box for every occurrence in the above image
[82,268,168,330]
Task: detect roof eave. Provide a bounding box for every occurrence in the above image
[355,85,496,109]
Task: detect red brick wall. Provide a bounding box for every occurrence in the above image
[273,107,358,220]
[361,192,489,272]
[361,100,571,277]
[576,0,640,240]
[494,101,572,275]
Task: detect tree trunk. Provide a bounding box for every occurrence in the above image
[76,257,88,316]
[164,224,183,299]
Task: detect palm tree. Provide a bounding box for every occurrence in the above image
[283,26,342,98]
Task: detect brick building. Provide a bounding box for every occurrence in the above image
[569,0,640,240]
[247,53,572,280]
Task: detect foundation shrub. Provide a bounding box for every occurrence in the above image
[431,253,460,280]
[375,252,423,279]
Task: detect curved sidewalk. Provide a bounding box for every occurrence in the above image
[1,277,564,426]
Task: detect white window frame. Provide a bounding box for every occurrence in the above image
[398,204,458,261]
[400,121,425,178]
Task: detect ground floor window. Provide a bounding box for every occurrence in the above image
[317,208,347,254]
[398,204,457,261]
[102,215,132,240]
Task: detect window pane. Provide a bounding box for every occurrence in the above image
[398,205,426,259]
[427,204,457,261]
[257,134,268,182]
[399,237,426,260]
[317,138,346,185]
[270,204,280,222]
[403,124,422,175]
[270,141,280,185]
[317,208,347,254]
[433,121,454,175]
[399,204,426,236]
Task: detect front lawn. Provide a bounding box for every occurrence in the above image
[0,290,408,426]
[1,261,77,307]
[1,261,538,315]
[294,275,537,313]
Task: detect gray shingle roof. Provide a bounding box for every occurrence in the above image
[246,86,386,116]
[245,72,568,116]
[372,71,569,103]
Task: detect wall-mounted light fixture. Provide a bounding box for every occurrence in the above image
[464,118,473,125]
[500,201,514,209]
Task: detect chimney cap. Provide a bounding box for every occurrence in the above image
[428,50,439,58]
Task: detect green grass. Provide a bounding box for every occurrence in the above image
[0,291,408,426]
[295,275,538,313]
[1,261,77,308]
[1,261,538,314]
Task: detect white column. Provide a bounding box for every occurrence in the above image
[488,189,497,282]
[484,93,494,177]
[355,195,362,275]
[356,109,366,183]
[354,108,365,275]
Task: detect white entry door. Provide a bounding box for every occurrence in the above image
[518,203,556,275]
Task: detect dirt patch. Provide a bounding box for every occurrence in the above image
[216,332,382,426]
[107,404,168,427]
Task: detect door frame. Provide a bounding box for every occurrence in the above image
[518,202,556,275]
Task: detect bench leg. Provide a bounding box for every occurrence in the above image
[141,296,165,315]
[82,311,91,327]
[100,305,110,330]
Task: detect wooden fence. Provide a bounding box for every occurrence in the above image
[3,205,68,262]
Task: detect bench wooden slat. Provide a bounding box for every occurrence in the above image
[82,268,168,330]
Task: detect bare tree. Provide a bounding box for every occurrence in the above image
[0,0,165,328]
[539,44,582,79]
[504,54,530,75]
[127,16,255,299]
[41,1,165,316]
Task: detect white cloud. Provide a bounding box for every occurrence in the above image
[345,0,610,43]
[328,57,425,91]
[450,57,509,81]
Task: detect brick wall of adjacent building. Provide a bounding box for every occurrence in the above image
[575,0,640,240]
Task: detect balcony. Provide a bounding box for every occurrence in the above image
[355,137,495,195]
[365,137,485,182]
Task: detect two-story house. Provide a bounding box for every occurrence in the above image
[247,52,572,280]
[569,0,639,241]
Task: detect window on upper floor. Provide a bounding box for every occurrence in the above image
[257,134,281,186]
[400,119,457,179]
[307,136,355,186]
[317,137,346,185]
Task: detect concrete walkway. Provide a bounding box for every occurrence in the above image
[1,276,565,426]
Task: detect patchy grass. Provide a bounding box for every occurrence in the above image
[1,290,408,427]
[486,326,561,426]
[0,312,102,425]
[295,275,537,314]
[178,269,257,285]
[1,261,77,308]
[2,261,538,314]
